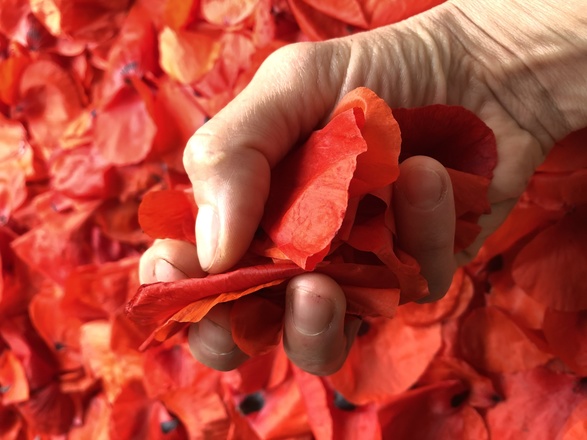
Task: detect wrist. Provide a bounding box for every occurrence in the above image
[433,0,587,149]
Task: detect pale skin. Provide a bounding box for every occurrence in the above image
[139,0,587,374]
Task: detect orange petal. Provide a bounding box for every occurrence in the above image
[512,206,587,311]
[329,315,441,404]
[159,27,221,84]
[459,306,551,373]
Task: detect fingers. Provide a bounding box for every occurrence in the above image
[138,239,206,284]
[139,239,248,370]
[187,303,249,371]
[183,42,348,274]
[393,156,457,301]
[283,273,361,376]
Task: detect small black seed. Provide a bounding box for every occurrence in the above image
[54,342,66,351]
[333,391,357,411]
[238,392,265,415]
[450,391,469,408]
[203,116,211,123]
[160,418,179,434]
[486,254,504,273]
[0,385,11,393]
[573,377,587,394]
[491,393,504,403]
[357,320,371,337]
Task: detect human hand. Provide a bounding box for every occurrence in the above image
[139,0,587,374]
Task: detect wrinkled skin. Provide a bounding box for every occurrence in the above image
[140,0,587,374]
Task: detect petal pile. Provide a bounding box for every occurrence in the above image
[1,0,586,438]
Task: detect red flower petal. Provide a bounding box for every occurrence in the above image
[293,366,381,440]
[560,400,587,440]
[305,0,368,28]
[361,0,446,28]
[138,189,198,244]
[329,314,442,405]
[394,105,497,179]
[485,368,587,440]
[379,380,489,440]
[17,382,75,435]
[159,27,221,85]
[17,59,84,153]
[231,295,284,357]
[418,356,499,409]
[127,263,305,327]
[288,0,358,41]
[485,262,546,331]
[538,128,587,173]
[0,349,29,405]
[50,146,114,200]
[95,85,157,167]
[401,268,474,326]
[512,206,587,311]
[543,309,587,375]
[262,107,368,270]
[459,306,551,374]
[201,0,260,27]
[332,86,402,198]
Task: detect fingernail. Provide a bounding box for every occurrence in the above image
[196,205,219,271]
[292,291,335,336]
[154,259,188,282]
[400,167,446,210]
[198,318,236,355]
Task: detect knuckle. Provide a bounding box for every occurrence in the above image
[183,131,229,177]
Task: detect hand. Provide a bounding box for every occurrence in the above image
[139,0,587,374]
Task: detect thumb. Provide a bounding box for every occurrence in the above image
[183,42,345,273]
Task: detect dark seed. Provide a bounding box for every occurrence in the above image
[333,391,357,411]
[54,342,66,351]
[357,320,371,337]
[491,393,504,403]
[573,377,587,394]
[238,392,265,415]
[450,391,469,408]
[486,254,504,273]
[160,418,179,434]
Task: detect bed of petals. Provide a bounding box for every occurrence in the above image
[0,0,586,439]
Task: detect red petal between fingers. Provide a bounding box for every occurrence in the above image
[127,263,304,326]
[394,105,497,179]
[261,108,368,270]
[231,295,285,357]
[332,86,402,197]
[138,189,198,244]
